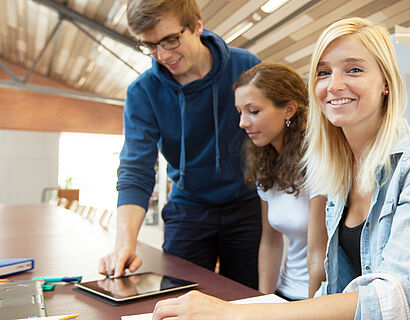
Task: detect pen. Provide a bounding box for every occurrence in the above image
[32,276,82,283]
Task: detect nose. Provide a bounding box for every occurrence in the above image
[156,45,172,62]
[328,71,345,93]
[239,114,249,129]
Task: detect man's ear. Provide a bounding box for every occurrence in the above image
[285,100,298,119]
[195,19,204,35]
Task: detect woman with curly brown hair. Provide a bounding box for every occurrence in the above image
[233,62,327,301]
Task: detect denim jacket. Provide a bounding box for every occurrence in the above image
[316,120,410,320]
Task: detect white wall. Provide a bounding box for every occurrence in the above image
[392,28,410,121]
[0,130,59,204]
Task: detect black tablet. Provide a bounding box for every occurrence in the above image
[75,272,198,302]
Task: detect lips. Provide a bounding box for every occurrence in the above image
[164,56,182,69]
[247,132,258,138]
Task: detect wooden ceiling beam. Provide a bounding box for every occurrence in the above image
[32,0,137,50]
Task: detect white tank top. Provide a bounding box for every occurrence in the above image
[258,186,315,300]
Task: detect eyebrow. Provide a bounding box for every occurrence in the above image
[140,31,180,45]
[317,57,367,67]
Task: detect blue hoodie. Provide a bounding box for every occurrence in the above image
[117,29,260,210]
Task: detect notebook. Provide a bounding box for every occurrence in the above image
[0,258,34,277]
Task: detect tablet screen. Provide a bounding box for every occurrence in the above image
[75,272,198,302]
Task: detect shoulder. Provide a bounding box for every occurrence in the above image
[228,46,260,67]
[390,120,410,179]
[127,68,159,96]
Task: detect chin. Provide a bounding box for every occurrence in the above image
[252,140,268,147]
[327,117,350,128]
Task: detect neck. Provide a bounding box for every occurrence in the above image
[175,42,212,85]
[343,121,379,163]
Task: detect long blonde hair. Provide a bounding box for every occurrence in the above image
[302,17,406,200]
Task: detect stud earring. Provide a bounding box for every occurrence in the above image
[285,119,291,128]
[385,89,389,95]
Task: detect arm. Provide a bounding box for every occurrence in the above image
[99,204,146,277]
[99,84,160,277]
[307,195,327,297]
[152,290,358,320]
[258,199,284,294]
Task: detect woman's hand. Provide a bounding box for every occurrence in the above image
[152,290,240,320]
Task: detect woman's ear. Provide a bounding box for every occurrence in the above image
[383,82,389,96]
[285,101,298,119]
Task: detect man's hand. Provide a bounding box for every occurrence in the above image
[98,204,146,278]
[99,247,142,278]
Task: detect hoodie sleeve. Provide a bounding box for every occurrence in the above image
[116,82,160,210]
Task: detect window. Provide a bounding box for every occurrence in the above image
[58,132,124,210]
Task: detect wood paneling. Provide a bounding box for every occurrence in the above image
[0,60,123,134]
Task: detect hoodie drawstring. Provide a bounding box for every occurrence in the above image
[212,82,221,173]
[177,90,186,189]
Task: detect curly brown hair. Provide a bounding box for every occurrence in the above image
[234,62,308,195]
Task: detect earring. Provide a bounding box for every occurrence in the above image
[385,89,389,95]
[285,119,291,128]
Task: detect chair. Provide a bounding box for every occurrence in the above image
[68,200,80,213]
[41,187,59,205]
[84,206,97,222]
[77,205,86,217]
[98,209,113,230]
[57,197,69,209]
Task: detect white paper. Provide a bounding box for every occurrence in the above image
[121,293,287,319]
[229,293,287,304]
[122,314,152,320]
[17,315,79,320]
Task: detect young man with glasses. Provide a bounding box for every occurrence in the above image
[99,0,261,289]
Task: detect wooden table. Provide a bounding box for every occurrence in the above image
[0,203,261,319]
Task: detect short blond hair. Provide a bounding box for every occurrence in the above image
[303,17,406,200]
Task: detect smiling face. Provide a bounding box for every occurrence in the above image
[138,12,203,80]
[314,35,387,134]
[235,84,293,152]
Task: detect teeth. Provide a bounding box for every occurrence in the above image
[330,98,352,105]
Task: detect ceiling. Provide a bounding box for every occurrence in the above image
[0,0,409,104]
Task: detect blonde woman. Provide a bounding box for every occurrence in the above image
[151,17,410,320]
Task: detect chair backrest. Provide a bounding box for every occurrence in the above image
[68,200,80,212]
[77,205,86,216]
[98,209,113,230]
[84,207,97,221]
[41,187,59,204]
[57,197,69,209]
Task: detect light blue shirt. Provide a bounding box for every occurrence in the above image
[317,120,410,319]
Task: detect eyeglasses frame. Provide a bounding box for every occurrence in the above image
[137,27,187,55]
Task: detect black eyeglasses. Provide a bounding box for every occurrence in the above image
[137,27,187,55]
